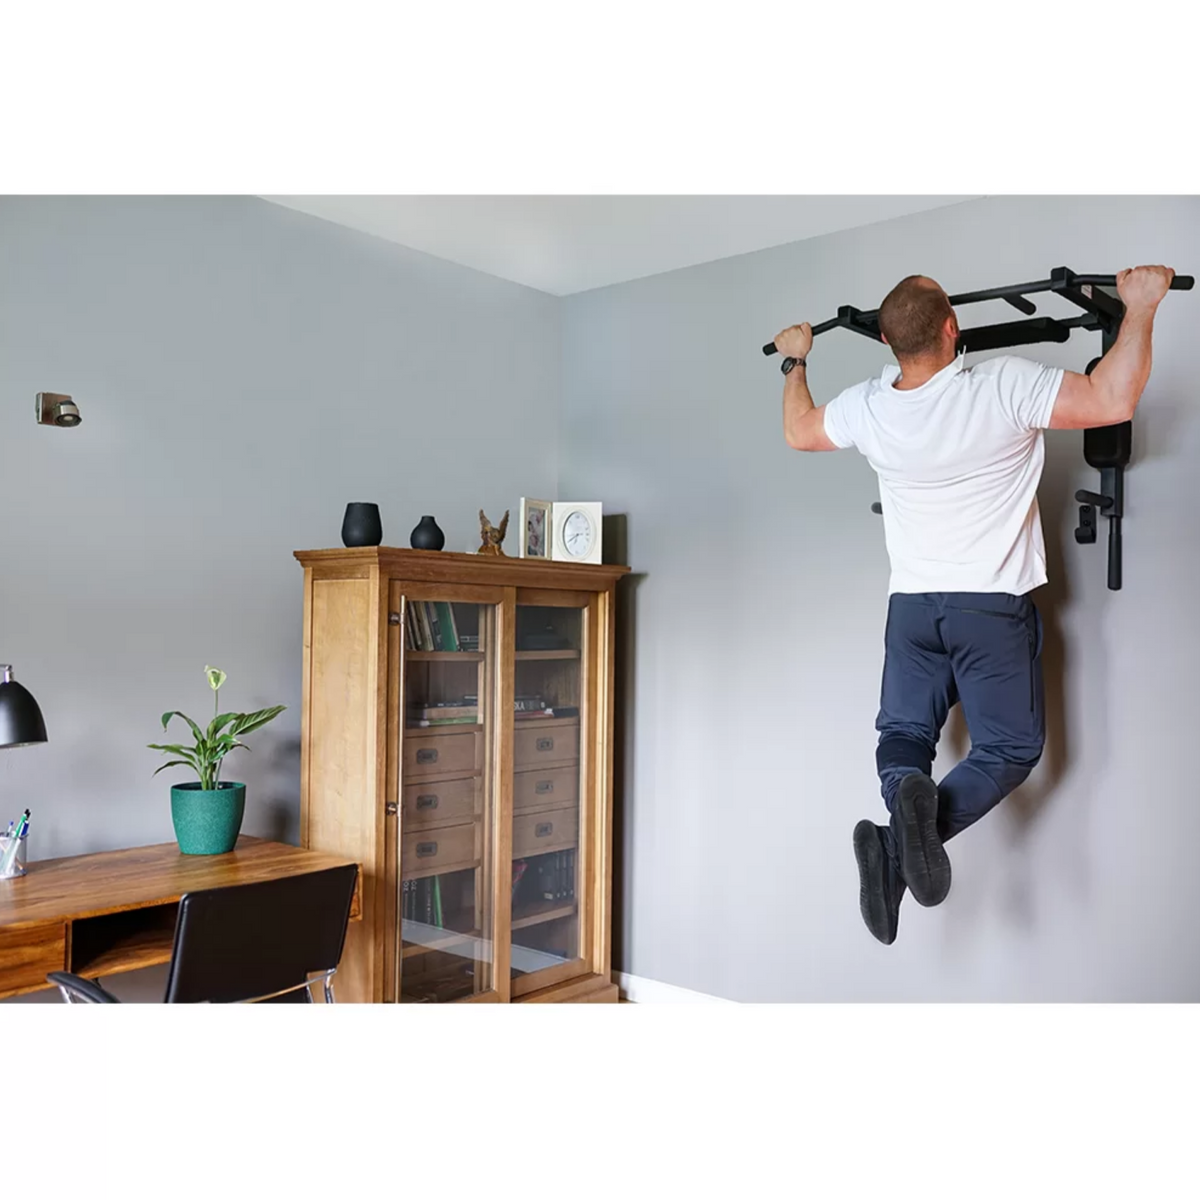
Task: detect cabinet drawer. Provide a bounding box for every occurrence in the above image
[513,808,579,858]
[403,729,481,778]
[514,767,579,814]
[402,776,479,829]
[402,822,480,876]
[514,722,579,770]
[0,923,67,999]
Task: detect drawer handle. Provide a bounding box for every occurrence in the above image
[535,822,553,838]
[416,841,438,858]
[536,737,554,753]
[416,794,439,810]
[416,748,438,765]
[535,780,554,796]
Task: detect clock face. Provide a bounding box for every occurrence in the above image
[562,510,594,557]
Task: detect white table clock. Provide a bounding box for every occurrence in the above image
[551,501,602,565]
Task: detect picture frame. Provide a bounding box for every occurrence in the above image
[518,497,553,559]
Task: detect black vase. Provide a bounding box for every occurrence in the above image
[410,515,445,551]
[342,502,383,547]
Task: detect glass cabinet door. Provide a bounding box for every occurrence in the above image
[509,596,591,991]
[393,590,502,1003]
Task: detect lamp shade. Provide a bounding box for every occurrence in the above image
[0,665,48,749]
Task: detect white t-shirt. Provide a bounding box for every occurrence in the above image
[822,354,1064,596]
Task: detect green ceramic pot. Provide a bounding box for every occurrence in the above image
[170,782,246,855]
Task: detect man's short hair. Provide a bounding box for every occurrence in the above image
[878,276,954,358]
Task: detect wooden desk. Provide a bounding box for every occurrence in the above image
[0,837,361,1000]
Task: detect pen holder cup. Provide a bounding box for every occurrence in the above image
[0,832,28,879]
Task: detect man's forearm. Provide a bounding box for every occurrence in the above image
[782,366,815,448]
[1090,306,1155,422]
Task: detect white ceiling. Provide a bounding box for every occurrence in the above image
[259,195,980,296]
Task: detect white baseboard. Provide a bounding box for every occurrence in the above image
[613,971,734,1004]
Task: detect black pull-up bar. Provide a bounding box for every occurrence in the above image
[770,267,1195,594]
[761,268,1194,357]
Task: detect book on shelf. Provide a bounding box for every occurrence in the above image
[405,602,471,653]
[426,603,443,651]
[401,877,446,929]
[409,703,479,720]
[514,705,580,720]
[514,695,544,713]
[414,602,433,651]
[407,715,479,728]
[434,602,459,652]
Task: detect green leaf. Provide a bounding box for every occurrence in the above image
[161,710,206,748]
[205,666,227,692]
[147,742,200,762]
[230,705,286,737]
[207,712,239,740]
[153,760,198,778]
[211,735,248,758]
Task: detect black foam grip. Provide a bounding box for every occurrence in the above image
[763,341,778,356]
[1170,276,1193,290]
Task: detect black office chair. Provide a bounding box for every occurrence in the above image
[48,864,358,1003]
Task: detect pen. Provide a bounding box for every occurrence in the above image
[0,810,30,875]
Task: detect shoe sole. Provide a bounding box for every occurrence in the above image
[853,820,897,945]
[896,776,951,907]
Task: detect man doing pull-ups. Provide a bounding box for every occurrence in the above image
[775,265,1175,944]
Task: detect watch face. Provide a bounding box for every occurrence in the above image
[562,510,593,557]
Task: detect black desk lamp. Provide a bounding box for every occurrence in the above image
[0,665,48,749]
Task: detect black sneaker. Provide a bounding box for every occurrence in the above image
[853,820,906,945]
[894,773,951,907]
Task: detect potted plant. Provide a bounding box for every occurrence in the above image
[149,666,285,855]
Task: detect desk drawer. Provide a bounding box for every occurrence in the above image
[403,776,480,829]
[514,767,579,814]
[514,722,579,770]
[513,808,579,858]
[401,822,480,877]
[0,923,67,999]
[404,728,482,778]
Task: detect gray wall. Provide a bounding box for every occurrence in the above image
[1,196,559,866]
[562,196,1200,1001]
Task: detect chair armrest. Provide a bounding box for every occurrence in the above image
[47,972,122,1004]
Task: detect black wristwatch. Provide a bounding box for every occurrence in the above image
[781,355,807,376]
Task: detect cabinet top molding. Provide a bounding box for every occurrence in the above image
[294,546,631,588]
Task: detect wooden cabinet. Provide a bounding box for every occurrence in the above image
[294,547,629,1003]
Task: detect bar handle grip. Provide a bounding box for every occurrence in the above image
[1076,274,1193,290]
[1107,516,1122,591]
[762,341,778,356]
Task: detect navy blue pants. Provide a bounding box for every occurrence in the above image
[876,592,1045,853]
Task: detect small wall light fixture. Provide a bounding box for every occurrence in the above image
[36,392,82,428]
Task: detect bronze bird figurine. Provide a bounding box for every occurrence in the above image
[478,508,509,556]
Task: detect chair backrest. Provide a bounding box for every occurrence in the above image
[163,864,358,1003]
